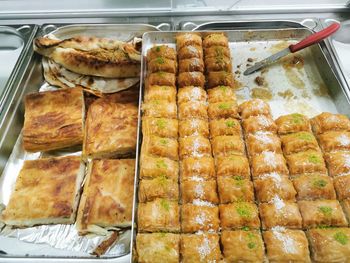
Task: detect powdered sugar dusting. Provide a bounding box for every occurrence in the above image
[343,153,350,168]
[193,199,215,207]
[197,236,211,260]
[195,212,207,226]
[254,131,274,144]
[261,172,282,188]
[263,151,277,168]
[195,183,204,198]
[337,134,350,146]
[190,87,202,101]
[258,116,271,127]
[272,227,297,254]
[192,137,203,157]
[189,176,204,182]
[270,195,285,210]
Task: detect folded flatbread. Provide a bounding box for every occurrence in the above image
[42,58,139,95]
[34,35,141,78]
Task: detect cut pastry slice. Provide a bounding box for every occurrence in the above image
[144,85,177,103]
[311,112,350,135]
[42,58,139,94]
[181,179,219,204]
[179,119,209,138]
[238,99,272,119]
[242,115,277,134]
[318,131,350,152]
[34,35,141,78]
[250,152,288,178]
[139,177,179,203]
[216,155,251,178]
[76,159,135,235]
[1,156,85,227]
[286,150,327,176]
[246,132,282,156]
[333,174,350,200]
[280,132,319,155]
[207,85,236,103]
[180,157,215,181]
[275,113,311,135]
[209,118,242,138]
[324,151,350,177]
[23,87,83,152]
[211,135,245,157]
[217,176,255,203]
[219,202,260,229]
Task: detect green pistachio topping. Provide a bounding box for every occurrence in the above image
[318,206,333,217]
[308,154,321,164]
[156,159,168,169]
[159,138,168,145]
[160,199,170,211]
[218,102,230,110]
[156,118,167,129]
[225,120,236,128]
[334,231,349,245]
[313,179,327,188]
[236,203,252,218]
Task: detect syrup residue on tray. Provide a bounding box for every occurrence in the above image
[251,87,272,100]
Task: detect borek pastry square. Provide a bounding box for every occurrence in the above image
[147,71,176,87]
[178,72,205,88]
[204,45,230,59]
[181,179,219,204]
[142,100,177,119]
[180,233,221,263]
[138,198,180,232]
[207,86,236,104]
[209,118,242,138]
[281,132,319,155]
[208,101,239,119]
[178,58,204,73]
[219,203,260,229]
[178,45,203,60]
[178,101,208,120]
[140,155,178,180]
[334,175,350,200]
[177,86,207,104]
[203,33,229,48]
[141,136,179,160]
[205,56,232,72]
[259,200,302,229]
[298,200,348,228]
[1,156,84,227]
[148,57,177,74]
[263,228,311,263]
[216,155,250,178]
[23,88,83,152]
[275,113,311,135]
[250,152,288,179]
[318,131,350,152]
[180,157,215,181]
[286,150,327,176]
[181,203,220,233]
[242,115,277,134]
[311,112,350,135]
[207,71,235,89]
[307,228,350,263]
[147,45,176,61]
[76,159,134,234]
[254,173,296,203]
[176,33,202,50]
[292,174,336,200]
[144,85,177,102]
[142,117,178,138]
[138,178,179,203]
[324,151,350,177]
[221,230,265,263]
[136,233,180,263]
[217,176,255,203]
[211,135,245,157]
[246,132,282,156]
[179,136,212,159]
[179,119,209,138]
[238,99,272,119]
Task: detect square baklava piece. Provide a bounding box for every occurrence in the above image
[221,230,265,262]
[334,175,350,200]
[136,233,180,263]
[311,112,350,135]
[23,88,83,152]
[1,156,84,226]
[138,198,180,232]
[217,176,255,203]
[219,202,260,229]
[285,150,327,176]
[280,132,319,155]
[216,155,250,178]
[77,159,135,234]
[318,131,350,152]
[242,115,277,134]
[180,233,221,263]
[307,228,350,263]
[263,228,311,262]
[181,179,219,204]
[275,113,311,135]
[259,200,302,229]
[246,132,282,156]
[250,152,288,179]
[324,151,350,177]
[83,98,138,159]
[139,177,179,203]
[239,99,271,119]
[140,155,179,181]
[298,200,348,228]
[180,157,215,181]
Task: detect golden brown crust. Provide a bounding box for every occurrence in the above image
[250,152,288,179]
[216,155,251,178]
[217,176,255,203]
[83,99,137,159]
[147,45,177,61]
[318,131,350,152]
[176,33,202,50]
[177,86,207,104]
[141,136,179,161]
[203,33,229,48]
[142,117,178,139]
[207,86,236,103]
[324,151,350,177]
[178,101,208,120]
[180,157,215,181]
[221,230,265,262]
[147,72,176,87]
[205,56,232,72]
[1,156,84,226]
[207,71,234,88]
[179,119,209,138]
[285,150,327,176]
[242,115,278,134]
[311,112,350,135]
[148,57,177,74]
[298,200,348,228]
[139,178,179,203]
[181,180,219,204]
[211,135,245,157]
[333,175,350,200]
[275,113,311,135]
[179,136,212,160]
[140,155,179,180]
[178,72,205,88]
[76,159,135,234]
[246,132,282,156]
[178,45,203,60]
[209,118,242,138]
[208,101,239,119]
[178,58,204,73]
[144,85,177,103]
[23,88,83,152]
[204,46,230,59]
[142,100,177,119]
[281,132,319,155]
[34,36,141,78]
[219,203,260,229]
[239,99,272,119]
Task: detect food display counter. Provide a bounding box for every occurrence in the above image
[0,1,350,262]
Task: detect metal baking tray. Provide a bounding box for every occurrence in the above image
[130,27,350,261]
[0,24,37,115]
[0,23,165,263]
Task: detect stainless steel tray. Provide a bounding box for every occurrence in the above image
[0,23,163,263]
[0,24,37,115]
[131,27,350,261]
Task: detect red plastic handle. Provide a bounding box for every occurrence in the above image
[289,22,340,53]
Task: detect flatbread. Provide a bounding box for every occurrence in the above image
[34,35,141,78]
[42,58,139,94]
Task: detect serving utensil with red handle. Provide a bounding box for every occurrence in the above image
[243,22,341,75]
